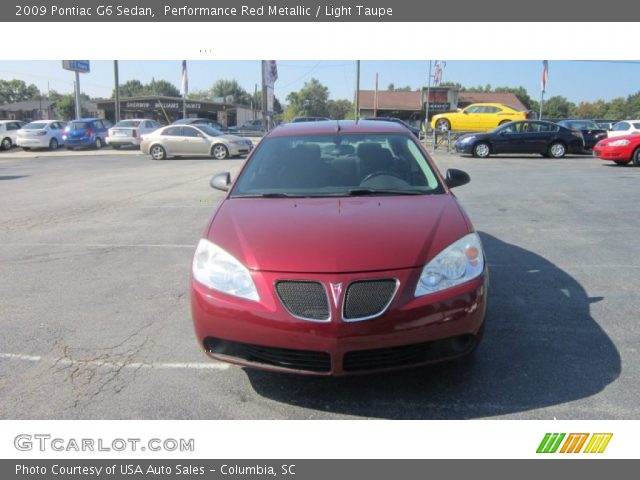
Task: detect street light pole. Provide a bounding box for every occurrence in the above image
[355,60,360,121]
[74,71,81,120]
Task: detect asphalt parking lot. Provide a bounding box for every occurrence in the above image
[0,147,638,419]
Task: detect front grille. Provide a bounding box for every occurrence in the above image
[343,279,397,320]
[205,337,331,373]
[275,280,330,321]
[343,335,475,372]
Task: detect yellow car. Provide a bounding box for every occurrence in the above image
[430,103,530,132]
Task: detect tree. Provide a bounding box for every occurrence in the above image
[327,99,354,120]
[210,79,251,105]
[541,96,575,119]
[0,79,41,104]
[147,79,180,97]
[285,78,329,118]
[387,83,395,91]
[54,93,93,120]
[114,80,145,98]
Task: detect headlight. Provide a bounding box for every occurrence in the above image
[459,136,475,144]
[609,139,631,146]
[415,233,484,296]
[192,239,259,301]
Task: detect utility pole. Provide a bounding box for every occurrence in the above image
[355,60,360,121]
[74,72,81,120]
[114,60,120,123]
[424,60,432,132]
[374,72,378,117]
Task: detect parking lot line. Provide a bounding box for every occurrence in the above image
[0,351,229,371]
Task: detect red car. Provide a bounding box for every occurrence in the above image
[191,121,488,375]
[593,134,640,166]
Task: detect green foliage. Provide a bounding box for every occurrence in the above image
[327,99,354,120]
[286,78,330,117]
[54,95,76,120]
[0,79,41,104]
[112,79,179,98]
[542,96,575,119]
[210,79,252,105]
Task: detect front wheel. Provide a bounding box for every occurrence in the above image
[1,137,12,150]
[435,118,451,132]
[150,144,167,160]
[49,138,58,150]
[633,148,640,166]
[548,142,566,158]
[211,144,229,160]
[472,142,490,158]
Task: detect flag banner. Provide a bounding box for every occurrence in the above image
[542,60,548,93]
[263,60,278,88]
[181,60,188,96]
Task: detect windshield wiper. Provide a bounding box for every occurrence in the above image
[344,188,425,196]
[233,192,313,198]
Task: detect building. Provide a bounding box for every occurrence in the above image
[0,99,99,121]
[357,89,529,128]
[95,96,260,128]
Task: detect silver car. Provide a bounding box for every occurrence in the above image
[140,124,253,160]
[16,120,66,150]
[106,118,162,149]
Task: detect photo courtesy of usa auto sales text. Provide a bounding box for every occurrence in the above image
[15,463,296,476]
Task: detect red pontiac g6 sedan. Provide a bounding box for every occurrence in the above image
[593,134,640,166]
[191,120,488,375]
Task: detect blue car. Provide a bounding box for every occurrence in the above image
[63,118,112,150]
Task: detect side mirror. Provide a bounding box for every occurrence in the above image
[210,172,231,191]
[445,169,470,189]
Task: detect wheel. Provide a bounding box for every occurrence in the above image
[1,137,12,150]
[211,144,229,160]
[435,118,451,131]
[472,142,490,158]
[150,144,166,160]
[94,137,103,149]
[547,142,566,158]
[614,160,631,165]
[633,148,640,166]
[49,138,58,150]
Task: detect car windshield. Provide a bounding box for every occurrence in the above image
[68,122,89,130]
[23,122,48,129]
[231,133,443,198]
[115,120,141,127]
[197,125,224,137]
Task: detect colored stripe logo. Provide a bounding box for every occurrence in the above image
[537,433,612,454]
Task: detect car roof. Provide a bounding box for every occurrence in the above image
[268,120,410,137]
[115,118,156,122]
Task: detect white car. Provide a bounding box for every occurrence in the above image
[16,120,66,150]
[607,120,640,138]
[0,120,27,150]
[106,118,162,149]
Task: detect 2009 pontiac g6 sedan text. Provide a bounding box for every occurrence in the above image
[191,120,488,375]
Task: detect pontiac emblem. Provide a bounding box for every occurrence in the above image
[330,282,343,308]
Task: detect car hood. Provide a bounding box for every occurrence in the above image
[206,195,471,273]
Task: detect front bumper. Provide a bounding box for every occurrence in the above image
[228,143,253,156]
[454,142,474,154]
[192,267,488,376]
[593,147,631,161]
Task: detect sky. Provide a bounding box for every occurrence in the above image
[1,60,640,105]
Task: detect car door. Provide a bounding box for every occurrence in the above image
[458,105,482,130]
[181,126,210,155]
[491,121,530,154]
[160,126,185,154]
[526,121,556,153]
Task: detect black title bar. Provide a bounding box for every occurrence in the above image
[6,0,637,22]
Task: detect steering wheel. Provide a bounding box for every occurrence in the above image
[361,170,406,184]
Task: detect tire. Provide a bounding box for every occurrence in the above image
[150,144,166,160]
[435,118,451,132]
[211,144,229,160]
[614,160,631,166]
[1,137,12,150]
[472,142,490,158]
[548,142,566,158]
[633,148,640,166]
[49,138,58,151]
[94,137,103,149]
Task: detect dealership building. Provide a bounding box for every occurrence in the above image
[95,96,260,127]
